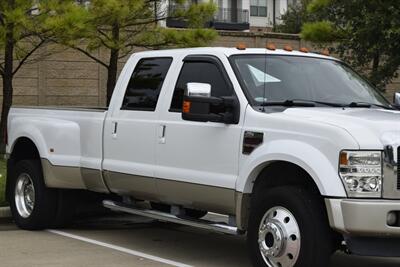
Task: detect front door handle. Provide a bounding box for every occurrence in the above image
[158,125,166,144]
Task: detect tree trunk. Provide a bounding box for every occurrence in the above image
[371,50,380,87]
[106,24,120,106]
[106,49,119,106]
[0,21,15,154]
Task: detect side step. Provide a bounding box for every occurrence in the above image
[103,200,239,235]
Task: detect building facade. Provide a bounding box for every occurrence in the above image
[75,0,294,32]
[165,0,296,32]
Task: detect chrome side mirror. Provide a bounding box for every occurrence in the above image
[394,92,400,107]
[182,82,237,124]
[185,82,211,98]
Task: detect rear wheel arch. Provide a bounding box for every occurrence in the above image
[7,137,42,202]
[9,137,41,163]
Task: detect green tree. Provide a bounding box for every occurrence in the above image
[275,0,312,34]
[51,0,217,104]
[301,0,400,89]
[0,0,77,152]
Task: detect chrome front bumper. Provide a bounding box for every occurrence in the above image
[326,198,400,236]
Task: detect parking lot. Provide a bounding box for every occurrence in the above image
[1,213,400,267]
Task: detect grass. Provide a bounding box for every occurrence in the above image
[0,159,7,207]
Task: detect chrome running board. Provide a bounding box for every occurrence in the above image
[103,200,239,235]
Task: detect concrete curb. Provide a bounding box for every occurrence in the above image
[0,206,11,218]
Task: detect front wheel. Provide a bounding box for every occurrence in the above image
[247,186,334,267]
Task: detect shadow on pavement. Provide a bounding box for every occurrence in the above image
[65,214,400,267]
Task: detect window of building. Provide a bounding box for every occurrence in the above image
[122,57,173,111]
[250,0,267,17]
[170,61,233,112]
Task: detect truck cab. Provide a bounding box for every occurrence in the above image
[6,47,400,267]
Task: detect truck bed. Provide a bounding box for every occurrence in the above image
[7,106,107,174]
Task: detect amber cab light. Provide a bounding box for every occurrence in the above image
[266,43,276,50]
[299,47,309,53]
[236,43,247,50]
[321,49,330,56]
[283,45,293,52]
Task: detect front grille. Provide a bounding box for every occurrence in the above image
[397,146,400,190]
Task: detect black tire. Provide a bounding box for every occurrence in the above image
[52,189,77,228]
[247,186,334,267]
[9,160,58,230]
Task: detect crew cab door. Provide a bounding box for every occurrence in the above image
[103,57,173,200]
[155,55,242,214]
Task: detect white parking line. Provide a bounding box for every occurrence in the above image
[47,230,193,267]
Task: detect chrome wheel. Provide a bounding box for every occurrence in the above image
[258,206,301,267]
[15,173,35,218]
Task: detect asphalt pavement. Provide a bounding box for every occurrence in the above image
[1,214,400,267]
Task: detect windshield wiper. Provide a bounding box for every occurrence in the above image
[347,102,394,110]
[259,99,343,107]
[259,100,315,107]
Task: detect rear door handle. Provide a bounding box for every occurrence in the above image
[112,122,118,139]
[158,125,166,144]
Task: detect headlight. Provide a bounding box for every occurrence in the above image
[339,150,382,198]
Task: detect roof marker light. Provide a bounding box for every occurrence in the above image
[266,43,276,50]
[236,43,246,50]
[299,47,309,53]
[283,45,293,52]
[321,48,330,56]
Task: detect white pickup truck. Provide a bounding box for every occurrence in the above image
[5,47,400,267]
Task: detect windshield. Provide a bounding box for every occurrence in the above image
[230,55,391,109]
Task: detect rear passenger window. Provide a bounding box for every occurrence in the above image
[122,57,172,111]
[170,61,233,112]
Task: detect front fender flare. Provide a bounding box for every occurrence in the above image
[236,140,347,197]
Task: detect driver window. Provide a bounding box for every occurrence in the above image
[169,61,233,112]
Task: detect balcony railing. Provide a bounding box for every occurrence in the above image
[167,4,250,31]
[214,8,249,24]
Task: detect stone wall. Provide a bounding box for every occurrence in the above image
[0,31,397,108]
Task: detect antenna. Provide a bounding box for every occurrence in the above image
[262,43,276,111]
[262,43,267,112]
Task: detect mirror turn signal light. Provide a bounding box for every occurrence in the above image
[183,100,191,113]
[236,43,247,50]
[266,43,276,50]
